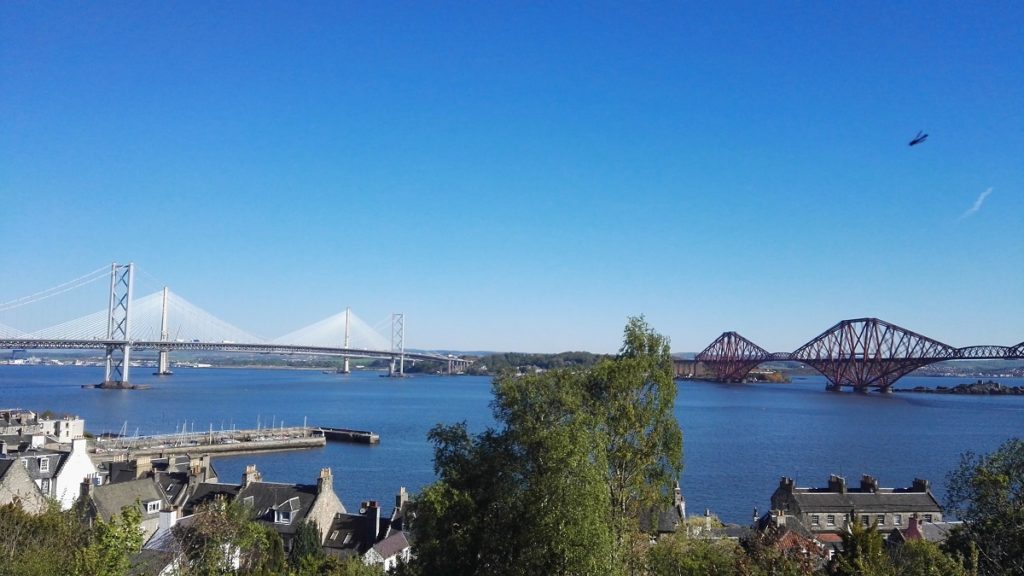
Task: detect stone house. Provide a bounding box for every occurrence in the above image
[83,477,169,541]
[0,458,48,514]
[323,487,413,570]
[3,437,97,510]
[770,474,942,535]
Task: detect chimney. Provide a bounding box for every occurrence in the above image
[159,507,178,533]
[773,509,786,527]
[828,474,847,494]
[860,474,879,493]
[80,477,94,500]
[242,464,261,487]
[362,501,381,542]
[317,468,333,495]
[779,476,795,492]
[135,455,153,479]
[752,508,759,525]
[911,478,930,492]
[396,486,408,510]
[673,481,686,519]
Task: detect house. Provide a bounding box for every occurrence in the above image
[0,458,48,514]
[3,437,98,509]
[640,481,687,538]
[323,487,413,570]
[886,513,961,546]
[83,476,170,541]
[104,454,217,508]
[770,474,942,536]
[183,464,346,551]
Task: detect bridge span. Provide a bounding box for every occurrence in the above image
[0,263,471,387]
[685,318,1022,392]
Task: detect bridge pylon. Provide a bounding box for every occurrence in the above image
[101,263,134,388]
[341,307,351,374]
[155,287,173,376]
[389,313,405,377]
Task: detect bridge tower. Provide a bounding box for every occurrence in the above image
[390,313,405,377]
[155,287,173,376]
[341,307,351,374]
[101,263,134,388]
[695,331,771,382]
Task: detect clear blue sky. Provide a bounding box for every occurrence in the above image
[2,2,1021,353]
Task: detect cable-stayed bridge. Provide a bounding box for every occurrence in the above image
[0,263,470,387]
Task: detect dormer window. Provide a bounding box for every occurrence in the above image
[39,458,49,473]
[146,500,160,514]
[275,509,292,524]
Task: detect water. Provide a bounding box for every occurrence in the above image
[2,365,1022,523]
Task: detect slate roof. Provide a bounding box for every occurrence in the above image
[789,490,940,514]
[238,481,319,536]
[371,531,410,560]
[182,482,241,513]
[0,460,13,479]
[92,478,166,522]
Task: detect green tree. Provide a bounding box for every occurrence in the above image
[736,530,822,576]
[892,539,967,576]
[647,530,739,576]
[74,503,143,576]
[172,498,272,575]
[831,520,895,576]
[586,316,683,568]
[289,520,325,569]
[944,437,1024,576]
[413,368,618,576]
[0,502,84,576]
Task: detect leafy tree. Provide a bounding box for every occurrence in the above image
[172,498,273,575]
[736,530,822,576]
[290,520,325,569]
[891,539,967,576]
[944,437,1024,576]
[74,503,143,576]
[413,368,618,576]
[831,520,895,576]
[586,316,683,565]
[0,502,84,576]
[647,530,739,576]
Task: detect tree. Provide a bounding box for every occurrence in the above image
[891,539,967,576]
[944,437,1024,576]
[74,503,143,576]
[647,530,739,576]
[0,502,85,576]
[830,521,895,576]
[413,368,618,576]
[586,316,683,564]
[290,520,325,569]
[172,498,274,575]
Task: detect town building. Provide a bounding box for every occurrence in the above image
[0,458,48,514]
[323,487,413,569]
[770,474,942,536]
[1,436,98,509]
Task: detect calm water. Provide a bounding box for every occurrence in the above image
[2,365,1022,523]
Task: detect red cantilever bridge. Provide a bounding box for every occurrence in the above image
[693,318,1023,392]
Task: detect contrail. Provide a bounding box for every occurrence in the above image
[959,187,993,220]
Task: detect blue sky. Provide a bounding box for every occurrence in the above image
[2,2,1021,353]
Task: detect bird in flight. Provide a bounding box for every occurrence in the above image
[909,131,928,146]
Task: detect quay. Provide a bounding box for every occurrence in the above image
[89,423,379,461]
[317,426,380,444]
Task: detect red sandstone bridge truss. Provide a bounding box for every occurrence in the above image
[694,318,1022,392]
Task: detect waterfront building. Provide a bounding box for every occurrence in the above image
[83,477,169,541]
[1,437,97,510]
[769,474,942,536]
[183,464,346,551]
[323,487,413,569]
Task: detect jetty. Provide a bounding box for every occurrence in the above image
[90,423,379,461]
[317,427,380,444]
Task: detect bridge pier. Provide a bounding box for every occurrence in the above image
[100,263,134,389]
[154,287,173,376]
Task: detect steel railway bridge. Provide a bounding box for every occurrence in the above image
[0,263,471,387]
[688,318,1023,392]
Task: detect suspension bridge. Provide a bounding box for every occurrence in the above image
[683,318,1023,392]
[0,263,471,387]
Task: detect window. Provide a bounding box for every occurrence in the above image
[826,515,835,526]
[894,514,902,526]
[146,501,160,514]
[39,458,49,473]
[861,515,870,526]
[275,509,292,524]
[876,514,885,526]
[811,514,820,526]
[924,514,933,523]
[40,478,50,494]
